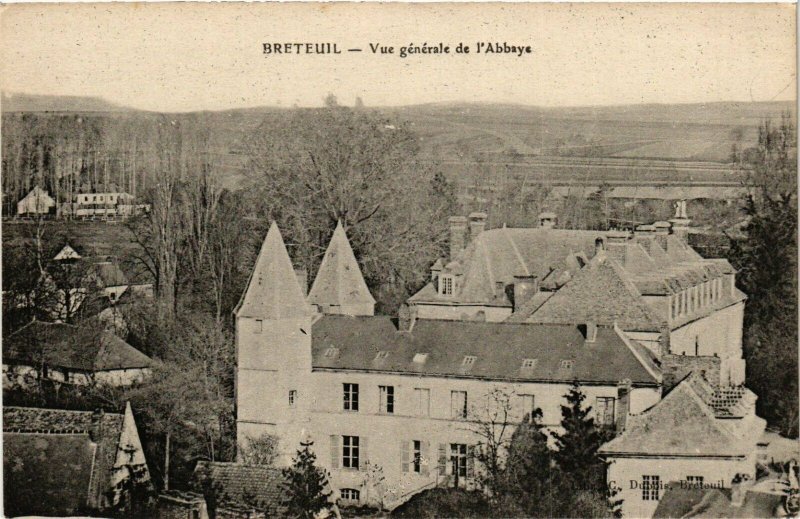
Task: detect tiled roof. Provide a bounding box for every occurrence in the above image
[3,407,125,516]
[307,221,375,309]
[235,222,312,320]
[509,254,665,332]
[4,320,154,371]
[600,373,765,457]
[194,461,288,516]
[311,315,660,385]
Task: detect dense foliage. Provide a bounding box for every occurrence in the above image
[282,440,334,519]
[730,116,798,438]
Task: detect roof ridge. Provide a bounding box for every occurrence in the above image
[502,229,530,276]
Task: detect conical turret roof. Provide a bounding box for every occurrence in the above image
[308,221,375,309]
[235,222,312,319]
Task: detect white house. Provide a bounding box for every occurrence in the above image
[17,186,55,216]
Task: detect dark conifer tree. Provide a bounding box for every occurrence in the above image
[282,440,333,519]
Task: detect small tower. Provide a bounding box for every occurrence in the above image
[669,200,691,243]
[307,221,375,316]
[234,222,314,459]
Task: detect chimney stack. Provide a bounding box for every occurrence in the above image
[538,212,557,229]
[634,224,655,254]
[594,237,605,257]
[468,212,488,242]
[669,200,691,243]
[398,304,417,333]
[653,221,671,250]
[616,379,632,433]
[584,322,598,343]
[512,275,539,311]
[605,230,630,265]
[448,216,468,261]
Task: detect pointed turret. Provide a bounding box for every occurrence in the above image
[235,222,312,319]
[307,221,375,316]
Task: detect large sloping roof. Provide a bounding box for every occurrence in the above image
[4,320,153,371]
[3,407,125,516]
[510,254,665,332]
[94,261,128,287]
[311,315,660,385]
[235,222,312,319]
[307,221,375,308]
[600,373,766,457]
[194,461,288,517]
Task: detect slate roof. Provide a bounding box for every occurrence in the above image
[311,315,660,385]
[600,373,766,457]
[3,406,126,516]
[4,320,154,372]
[410,227,602,306]
[194,461,288,517]
[307,221,375,309]
[235,222,312,320]
[508,253,665,332]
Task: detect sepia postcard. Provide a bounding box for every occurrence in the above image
[0,3,797,518]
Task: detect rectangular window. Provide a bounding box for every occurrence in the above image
[288,390,297,408]
[415,388,430,417]
[342,436,360,469]
[451,391,468,419]
[596,397,616,427]
[343,383,359,412]
[340,488,360,502]
[255,319,263,333]
[379,385,394,414]
[450,443,468,478]
[642,475,660,501]
[441,275,453,295]
[519,394,535,421]
[413,440,423,473]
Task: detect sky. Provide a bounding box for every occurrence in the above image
[1,3,796,112]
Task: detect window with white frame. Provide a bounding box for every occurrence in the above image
[440,274,454,296]
[413,440,423,473]
[379,385,395,414]
[342,435,360,469]
[340,488,360,502]
[596,397,615,426]
[451,391,468,419]
[450,443,468,478]
[343,383,359,411]
[414,388,430,417]
[642,475,660,501]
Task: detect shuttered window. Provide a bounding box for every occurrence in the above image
[330,435,340,469]
[403,440,430,475]
[451,391,468,419]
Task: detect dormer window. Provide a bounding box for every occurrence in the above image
[375,351,389,361]
[440,274,455,296]
[325,347,340,358]
[462,355,477,367]
[560,360,574,370]
[521,358,537,369]
[413,353,429,364]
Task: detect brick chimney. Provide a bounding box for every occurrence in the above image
[584,322,598,343]
[468,212,488,242]
[512,275,539,311]
[448,216,468,261]
[538,212,557,229]
[653,221,671,250]
[605,230,630,265]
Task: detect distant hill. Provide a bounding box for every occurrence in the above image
[1,92,132,113]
